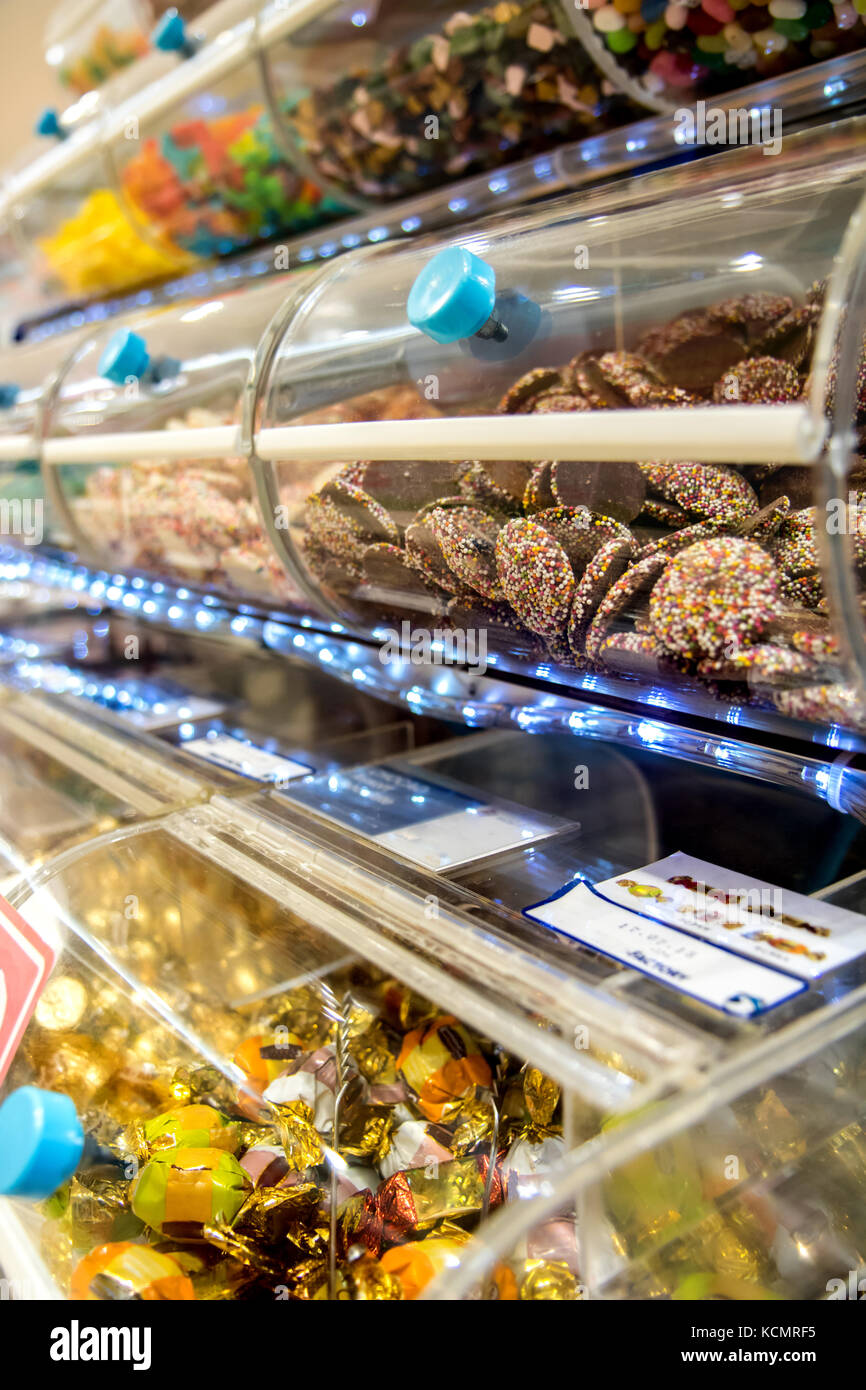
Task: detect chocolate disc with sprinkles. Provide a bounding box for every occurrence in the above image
[524,460,557,514]
[444,596,543,662]
[753,304,820,370]
[596,632,668,679]
[567,538,635,658]
[362,543,442,612]
[758,467,813,512]
[318,478,400,545]
[773,682,866,730]
[432,506,504,602]
[458,462,521,516]
[638,498,692,529]
[495,518,575,640]
[359,460,461,523]
[638,461,758,527]
[568,352,627,409]
[405,512,458,590]
[637,520,724,561]
[707,292,793,345]
[594,351,699,409]
[697,643,817,689]
[497,367,567,415]
[551,459,646,523]
[532,393,592,414]
[738,497,790,542]
[649,537,780,661]
[712,356,801,405]
[478,460,535,505]
[534,505,633,572]
[585,553,668,664]
[636,312,745,394]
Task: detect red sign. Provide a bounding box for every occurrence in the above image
[0,897,56,1083]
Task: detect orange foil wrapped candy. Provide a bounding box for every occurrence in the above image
[70,1242,195,1301]
[396,1017,492,1123]
[234,1033,304,1090]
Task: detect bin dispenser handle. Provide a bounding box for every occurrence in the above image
[152,8,202,59]
[0,1086,83,1198]
[408,246,508,345]
[99,328,180,386]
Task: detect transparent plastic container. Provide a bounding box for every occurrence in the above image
[7,115,193,301]
[0,687,209,887]
[45,0,154,97]
[252,115,866,746]
[45,279,323,608]
[111,15,347,264]
[558,0,866,110]
[0,795,677,1300]
[0,335,85,552]
[260,0,645,205]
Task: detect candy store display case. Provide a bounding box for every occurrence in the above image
[259,0,647,206]
[43,278,325,609]
[248,114,866,751]
[0,792,702,1300]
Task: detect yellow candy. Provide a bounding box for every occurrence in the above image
[38,189,192,296]
[697,32,729,48]
[722,21,753,48]
[613,0,642,11]
[645,18,667,45]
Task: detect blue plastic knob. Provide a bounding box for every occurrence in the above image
[152,8,198,56]
[0,1087,84,1198]
[35,109,65,140]
[99,328,150,384]
[0,384,19,409]
[408,246,497,345]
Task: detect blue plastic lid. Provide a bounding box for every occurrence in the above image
[152,9,192,53]
[407,247,496,345]
[0,1087,84,1198]
[0,384,19,409]
[99,328,150,384]
[35,109,64,140]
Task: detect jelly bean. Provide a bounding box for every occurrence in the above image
[607,23,640,44]
[665,2,691,24]
[854,0,866,15]
[641,0,668,18]
[594,3,628,27]
[769,0,806,16]
[773,14,809,31]
[803,0,833,20]
[834,1,858,22]
[723,19,754,43]
[697,31,730,45]
[703,0,736,19]
[613,0,642,13]
[753,22,791,44]
[646,16,669,41]
[627,13,647,27]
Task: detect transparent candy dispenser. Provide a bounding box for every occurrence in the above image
[259,0,647,206]
[0,791,697,1300]
[109,7,347,265]
[250,114,866,748]
[43,277,327,608]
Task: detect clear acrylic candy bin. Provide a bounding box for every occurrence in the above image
[44,278,324,609]
[250,114,866,747]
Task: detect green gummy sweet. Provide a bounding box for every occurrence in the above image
[607,27,639,52]
[773,17,810,37]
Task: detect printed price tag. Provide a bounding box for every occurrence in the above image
[183,734,313,784]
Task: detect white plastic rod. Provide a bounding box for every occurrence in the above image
[42,425,241,465]
[254,404,823,466]
[0,436,36,461]
[37,405,823,468]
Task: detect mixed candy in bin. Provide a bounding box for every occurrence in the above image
[119,108,346,260]
[298,278,866,733]
[70,408,302,605]
[281,1,639,202]
[5,951,593,1300]
[583,0,866,102]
